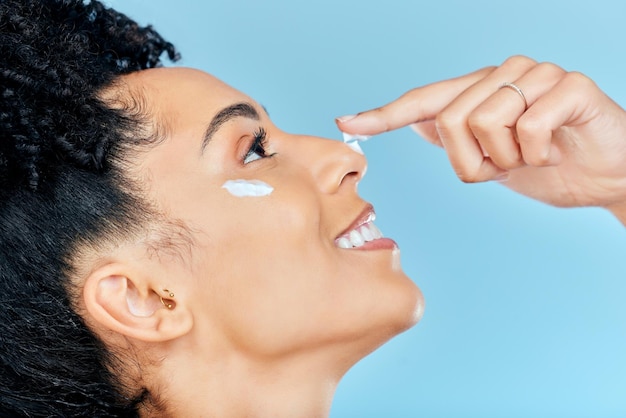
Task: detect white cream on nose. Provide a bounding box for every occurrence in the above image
[342,132,371,155]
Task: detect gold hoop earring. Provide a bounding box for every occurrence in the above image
[160,289,175,309]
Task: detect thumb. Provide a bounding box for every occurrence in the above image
[335,66,494,136]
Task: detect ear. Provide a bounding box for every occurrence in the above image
[83,263,193,343]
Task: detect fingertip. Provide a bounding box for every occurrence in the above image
[335,112,388,136]
[334,114,359,134]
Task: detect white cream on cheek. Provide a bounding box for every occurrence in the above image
[222,179,274,197]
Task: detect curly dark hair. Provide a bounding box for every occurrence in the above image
[0,0,179,416]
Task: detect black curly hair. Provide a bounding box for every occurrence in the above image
[0,0,180,416]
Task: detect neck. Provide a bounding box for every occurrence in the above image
[150,348,347,418]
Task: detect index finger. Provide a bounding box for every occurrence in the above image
[336,66,495,136]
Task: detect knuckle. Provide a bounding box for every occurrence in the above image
[477,65,498,77]
[563,71,596,90]
[453,162,483,183]
[501,55,537,71]
[435,110,462,133]
[536,61,565,77]
[517,116,553,167]
[400,87,421,99]
[371,106,385,116]
[467,110,498,134]
[371,106,392,132]
[516,113,546,138]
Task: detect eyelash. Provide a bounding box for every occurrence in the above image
[243,127,273,165]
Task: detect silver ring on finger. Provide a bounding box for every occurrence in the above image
[498,82,528,110]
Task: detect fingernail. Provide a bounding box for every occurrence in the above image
[336,114,358,123]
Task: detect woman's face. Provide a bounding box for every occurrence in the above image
[120,68,423,363]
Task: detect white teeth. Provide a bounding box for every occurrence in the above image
[337,237,352,249]
[349,229,365,247]
[335,221,384,249]
[360,225,374,241]
[369,223,383,239]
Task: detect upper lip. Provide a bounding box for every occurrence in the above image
[335,203,375,240]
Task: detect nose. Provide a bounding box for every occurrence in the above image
[286,135,367,194]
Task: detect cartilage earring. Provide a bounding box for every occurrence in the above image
[160,289,175,309]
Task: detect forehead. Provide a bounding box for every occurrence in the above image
[116,67,251,132]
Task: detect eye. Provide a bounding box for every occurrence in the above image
[243,127,271,165]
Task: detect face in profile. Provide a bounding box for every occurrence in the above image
[96,67,424,377]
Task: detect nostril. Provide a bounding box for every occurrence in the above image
[340,171,362,188]
[307,135,367,194]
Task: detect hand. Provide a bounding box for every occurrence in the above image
[336,55,626,223]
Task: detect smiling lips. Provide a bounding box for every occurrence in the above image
[334,210,385,249]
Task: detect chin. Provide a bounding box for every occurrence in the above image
[386,250,425,332]
[363,275,425,355]
[327,276,424,379]
[390,278,425,334]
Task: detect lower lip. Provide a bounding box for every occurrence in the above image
[347,238,398,251]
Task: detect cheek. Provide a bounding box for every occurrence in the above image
[193,187,332,353]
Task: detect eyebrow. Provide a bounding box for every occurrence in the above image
[201,102,260,153]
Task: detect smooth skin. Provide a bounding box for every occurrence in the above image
[337,55,626,225]
[79,67,423,417]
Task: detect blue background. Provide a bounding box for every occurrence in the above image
[107,1,626,417]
